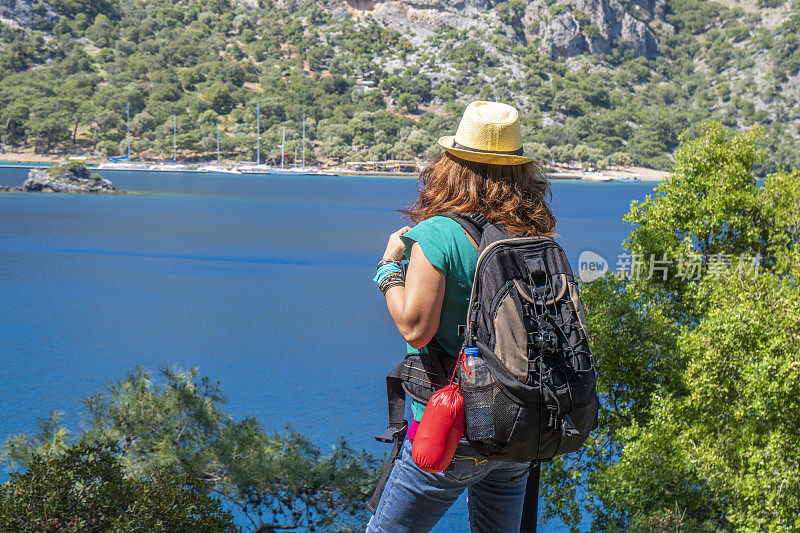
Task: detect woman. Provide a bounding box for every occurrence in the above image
[368,101,557,532]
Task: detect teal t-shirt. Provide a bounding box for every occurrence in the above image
[401,215,478,420]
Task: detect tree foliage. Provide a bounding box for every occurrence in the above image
[540,122,800,531]
[2,368,380,532]
[0,441,237,532]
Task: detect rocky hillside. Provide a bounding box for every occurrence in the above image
[293,0,799,169]
[0,0,798,171]
[317,0,664,59]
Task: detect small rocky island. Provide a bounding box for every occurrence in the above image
[0,161,124,194]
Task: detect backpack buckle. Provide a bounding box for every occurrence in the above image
[375,421,408,443]
[560,413,580,437]
[468,212,488,227]
[546,405,558,428]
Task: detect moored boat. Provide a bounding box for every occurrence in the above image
[97,162,149,170]
[279,167,320,175]
[237,164,272,174]
[196,165,241,174]
[148,163,190,171]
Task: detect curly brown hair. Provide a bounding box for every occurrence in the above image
[402,152,557,237]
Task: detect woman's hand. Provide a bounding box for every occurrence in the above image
[383,226,412,262]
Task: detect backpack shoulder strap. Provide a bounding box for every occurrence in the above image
[445,212,515,254]
[444,212,489,248]
[519,462,540,532]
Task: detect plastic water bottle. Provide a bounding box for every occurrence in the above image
[463,346,495,439]
[464,346,491,387]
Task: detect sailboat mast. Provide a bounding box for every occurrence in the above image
[281,126,285,169]
[294,147,297,168]
[256,103,260,166]
[217,123,221,166]
[172,114,176,162]
[126,102,130,160]
[301,112,306,169]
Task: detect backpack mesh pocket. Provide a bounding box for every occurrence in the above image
[462,381,521,456]
[491,385,521,440]
[463,384,495,441]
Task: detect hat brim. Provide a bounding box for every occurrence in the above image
[438,136,534,165]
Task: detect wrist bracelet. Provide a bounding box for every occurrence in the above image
[379,271,405,293]
[374,261,403,286]
[374,255,406,295]
[379,272,405,288]
[380,280,405,294]
[381,272,405,284]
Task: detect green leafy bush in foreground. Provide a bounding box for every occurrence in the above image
[1,368,380,532]
[0,442,236,532]
[540,121,800,531]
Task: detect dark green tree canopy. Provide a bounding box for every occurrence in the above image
[541,122,800,531]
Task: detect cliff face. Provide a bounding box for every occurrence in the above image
[313,0,504,37]
[316,0,665,59]
[523,0,665,59]
[0,0,57,29]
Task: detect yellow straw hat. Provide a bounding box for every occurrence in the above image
[438,101,534,165]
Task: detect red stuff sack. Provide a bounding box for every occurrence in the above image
[412,383,465,473]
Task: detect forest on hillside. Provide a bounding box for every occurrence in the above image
[0,0,798,171]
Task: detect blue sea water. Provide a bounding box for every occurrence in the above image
[0,168,658,532]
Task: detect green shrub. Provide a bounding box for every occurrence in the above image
[572,8,589,25]
[725,24,750,42]
[0,443,237,532]
[2,368,381,532]
[584,24,601,39]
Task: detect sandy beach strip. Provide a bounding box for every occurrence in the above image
[0,153,668,181]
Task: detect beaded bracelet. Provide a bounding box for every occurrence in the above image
[374,256,406,295]
[377,258,402,269]
[380,272,405,286]
[380,280,405,294]
[379,272,406,294]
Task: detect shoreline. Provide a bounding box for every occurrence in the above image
[0,160,668,182]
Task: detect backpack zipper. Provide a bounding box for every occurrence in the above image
[488,280,513,320]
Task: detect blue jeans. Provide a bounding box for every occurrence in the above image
[367,439,530,532]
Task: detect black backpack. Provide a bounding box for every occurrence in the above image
[452,213,598,463]
[369,213,599,530]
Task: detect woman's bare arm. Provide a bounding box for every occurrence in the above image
[385,242,445,348]
[380,228,445,349]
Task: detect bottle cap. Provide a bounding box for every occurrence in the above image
[463,346,480,356]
